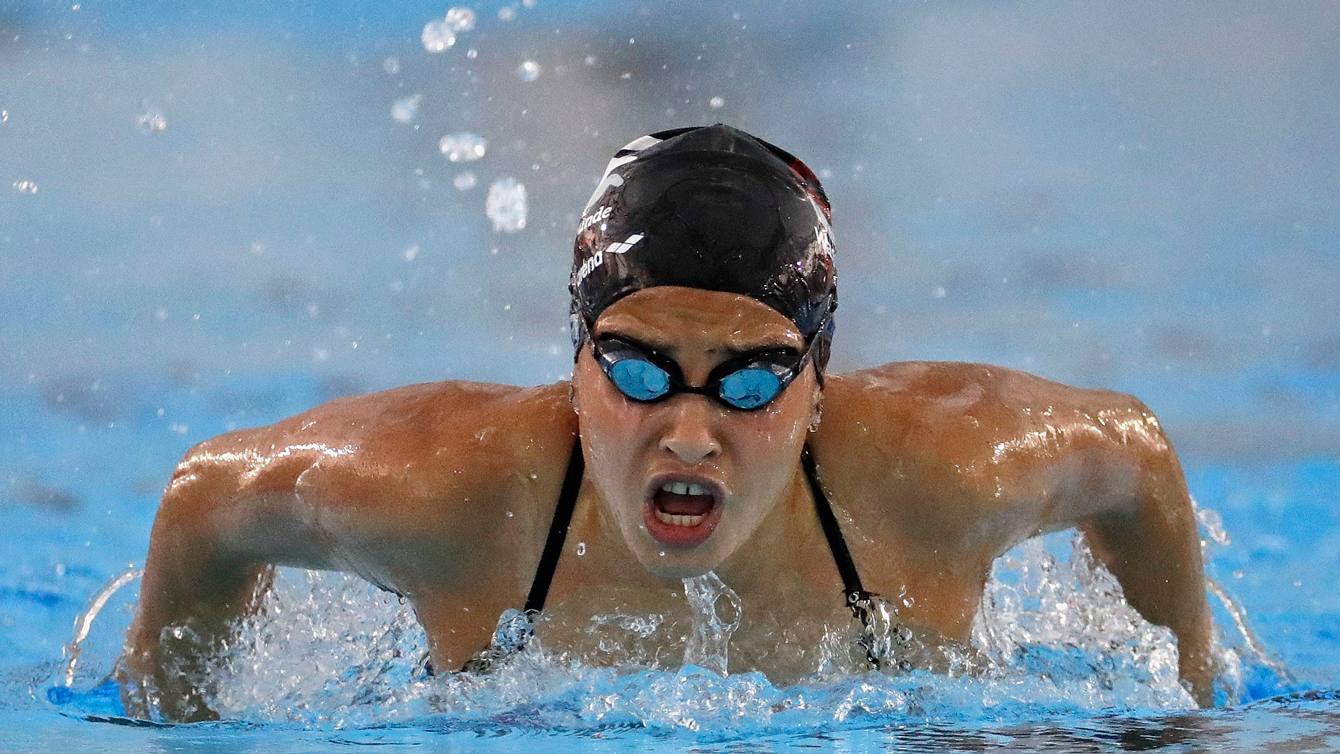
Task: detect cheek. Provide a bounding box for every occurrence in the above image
[723,383,815,482]
[573,361,648,489]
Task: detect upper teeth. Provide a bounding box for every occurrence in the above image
[662,482,707,496]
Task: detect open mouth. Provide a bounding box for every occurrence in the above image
[643,477,724,547]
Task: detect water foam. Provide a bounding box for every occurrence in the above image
[51,511,1284,733]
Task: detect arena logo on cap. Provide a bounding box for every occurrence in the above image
[575,233,644,285]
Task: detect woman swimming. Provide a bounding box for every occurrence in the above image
[122,124,1215,720]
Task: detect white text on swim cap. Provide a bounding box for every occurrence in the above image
[577,204,614,234]
[575,233,644,286]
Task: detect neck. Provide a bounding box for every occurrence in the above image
[556,459,842,614]
[717,463,843,604]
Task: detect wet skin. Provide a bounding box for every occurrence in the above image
[123,287,1214,720]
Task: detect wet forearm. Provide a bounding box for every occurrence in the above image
[1081,444,1215,705]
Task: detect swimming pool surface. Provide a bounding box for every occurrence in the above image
[3,1,1338,751]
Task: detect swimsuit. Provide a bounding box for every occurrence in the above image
[456,441,886,674]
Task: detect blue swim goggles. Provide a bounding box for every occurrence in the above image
[591,333,818,411]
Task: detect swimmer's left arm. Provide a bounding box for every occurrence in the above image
[1041,395,1216,707]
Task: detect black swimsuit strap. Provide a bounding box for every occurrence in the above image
[800,445,873,618]
[515,440,879,666]
[523,438,585,615]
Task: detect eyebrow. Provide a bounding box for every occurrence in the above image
[598,330,800,359]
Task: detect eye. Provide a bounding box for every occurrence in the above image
[608,357,671,401]
[718,368,782,410]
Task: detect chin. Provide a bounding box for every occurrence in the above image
[630,536,730,581]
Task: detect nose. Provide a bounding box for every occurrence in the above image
[658,397,722,465]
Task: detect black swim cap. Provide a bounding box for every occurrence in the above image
[569,124,838,375]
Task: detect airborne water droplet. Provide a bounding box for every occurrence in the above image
[421,19,456,53]
[485,178,527,233]
[517,60,541,82]
[575,542,586,556]
[444,7,476,32]
[390,94,421,124]
[453,171,477,191]
[136,106,167,134]
[438,132,487,162]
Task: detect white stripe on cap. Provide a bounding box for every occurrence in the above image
[582,134,663,213]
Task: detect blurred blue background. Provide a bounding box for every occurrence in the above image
[0,0,1337,706]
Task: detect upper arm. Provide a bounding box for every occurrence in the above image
[815,362,1176,558]
[147,379,578,591]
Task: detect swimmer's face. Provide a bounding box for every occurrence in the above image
[572,287,820,579]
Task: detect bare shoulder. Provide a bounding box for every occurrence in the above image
[811,362,1167,552]
[177,380,576,494]
[165,380,578,581]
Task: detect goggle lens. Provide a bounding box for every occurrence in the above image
[608,357,672,401]
[717,368,782,410]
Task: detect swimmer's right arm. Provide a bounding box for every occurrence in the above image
[122,380,578,722]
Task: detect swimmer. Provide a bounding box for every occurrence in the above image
[122,124,1215,720]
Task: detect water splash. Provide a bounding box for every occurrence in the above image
[681,572,742,675]
[60,568,142,687]
[485,178,527,232]
[49,516,1289,733]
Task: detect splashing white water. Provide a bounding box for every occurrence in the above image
[682,572,742,675]
[56,521,1276,731]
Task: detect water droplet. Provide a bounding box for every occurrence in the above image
[382,57,400,75]
[933,286,947,299]
[584,55,596,66]
[498,5,517,21]
[444,7,476,32]
[708,96,725,109]
[517,60,541,82]
[136,106,167,134]
[506,510,514,517]
[12,180,37,194]
[0,110,8,123]
[575,542,586,556]
[421,19,456,53]
[485,178,527,233]
[390,94,421,124]
[466,48,478,60]
[902,595,915,608]
[438,132,487,162]
[403,244,420,262]
[452,171,477,191]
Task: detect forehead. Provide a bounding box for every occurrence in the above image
[594,287,803,353]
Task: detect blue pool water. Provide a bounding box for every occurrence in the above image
[3,0,1339,751]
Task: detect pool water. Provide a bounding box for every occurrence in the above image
[3,0,1339,751]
